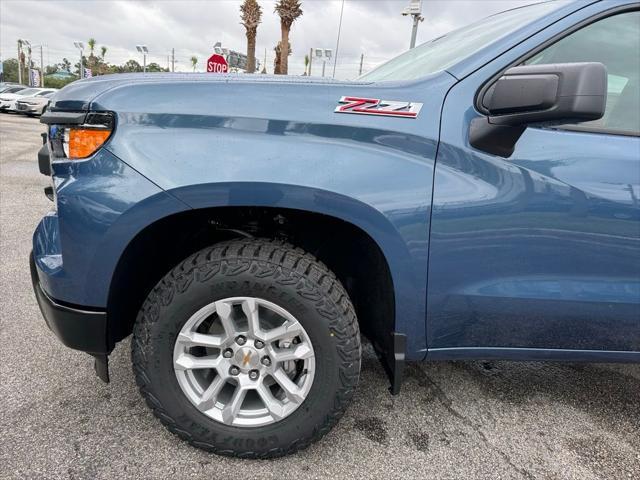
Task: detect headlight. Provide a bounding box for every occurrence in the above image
[49,112,114,160]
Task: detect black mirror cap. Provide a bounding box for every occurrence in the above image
[482,62,607,127]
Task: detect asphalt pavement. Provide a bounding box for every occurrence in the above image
[1,113,639,480]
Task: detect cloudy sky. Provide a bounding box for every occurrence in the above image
[1,0,539,78]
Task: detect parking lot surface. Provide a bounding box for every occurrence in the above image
[1,113,639,480]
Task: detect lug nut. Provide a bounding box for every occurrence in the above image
[236,335,247,346]
[229,366,240,376]
[248,370,259,380]
[261,356,271,367]
[254,340,265,349]
[222,348,233,358]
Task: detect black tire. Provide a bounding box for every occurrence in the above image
[132,238,361,458]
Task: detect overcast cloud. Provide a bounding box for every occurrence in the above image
[1,0,538,78]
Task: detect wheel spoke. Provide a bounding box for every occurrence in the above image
[221,385,248,425]
[196,375,226,411]
[272,368,305,403]
[177,331,225,348]
[256,382,286,421]
[174,353,221,371]
[214,300,235,338]
[241,298,261,337]
[272,343,314,363]
[174,296,316,427]
[263,321,304,343]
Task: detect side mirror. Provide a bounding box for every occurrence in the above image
[470,62,607,157]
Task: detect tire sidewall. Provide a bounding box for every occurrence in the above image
[138,258,348,454]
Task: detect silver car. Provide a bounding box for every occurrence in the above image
[0,88,56,112]
[0,85,27,95]
[15,91,56,116]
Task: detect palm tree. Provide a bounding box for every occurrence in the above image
[88,38,96,58]
[273,43,281,74]
[60,58,71,72]
[303,54,309,75]
[273,41,290,75]
[98,46,108,75]
[190,56,198,72]
[240,0,262,74]
[274,0,302,75]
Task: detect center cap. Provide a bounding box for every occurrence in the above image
[234,347,259,370]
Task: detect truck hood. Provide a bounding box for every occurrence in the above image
[48,73,374,112]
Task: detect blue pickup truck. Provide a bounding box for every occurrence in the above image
[31,0,639,457]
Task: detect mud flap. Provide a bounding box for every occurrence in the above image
[373,332,406,395]
[92,354,110,383]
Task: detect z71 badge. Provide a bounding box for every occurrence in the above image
[334,96,423,118]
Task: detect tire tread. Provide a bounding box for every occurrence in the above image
[132,238,360,458]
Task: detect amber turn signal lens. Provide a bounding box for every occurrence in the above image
[68,128,111,159]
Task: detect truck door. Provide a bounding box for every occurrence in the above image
[427,8,640,355]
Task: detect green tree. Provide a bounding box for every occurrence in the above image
[274,0,302,75]
[122,59,143,72]
[44,76,78,89]
[100,46,107,60]
[73,56,88,76]
[1,58,19,82]
[190,56,198,72]
[146,62,168,72]
[240,0,262,74]
[59,58,72,72]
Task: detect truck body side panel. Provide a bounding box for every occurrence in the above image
[36,73,456,359]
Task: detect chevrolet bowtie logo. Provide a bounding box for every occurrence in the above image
[242,351,253,367]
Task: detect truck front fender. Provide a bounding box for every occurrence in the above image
[168,181,425,361]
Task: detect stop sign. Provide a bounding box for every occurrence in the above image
[207,54,228,73]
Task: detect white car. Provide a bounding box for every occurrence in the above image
[0,88,57,112]
[15,91,57,116]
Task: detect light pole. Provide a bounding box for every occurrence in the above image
[136,45,148,73]
[402,0,424,49]
[39,45,44,86]
[17,39,23,84]
[313,48,332,77]
[332,0,345,78]
[22,40,32,85]
[73,41,84,78]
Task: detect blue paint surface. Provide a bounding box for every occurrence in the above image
[33,0,639,362]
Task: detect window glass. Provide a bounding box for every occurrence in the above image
[17,88,40,96]
[360,2,560,82]
[524,11,640,134]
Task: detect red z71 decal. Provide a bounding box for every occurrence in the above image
[335,96,423,118]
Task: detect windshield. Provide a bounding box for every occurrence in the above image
[361,1,561,82]
[17,88,41,96]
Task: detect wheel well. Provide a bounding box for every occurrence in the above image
[106,207,395,353]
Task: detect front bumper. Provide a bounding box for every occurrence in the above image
[16,103,39,114]
[30,251,109,355]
